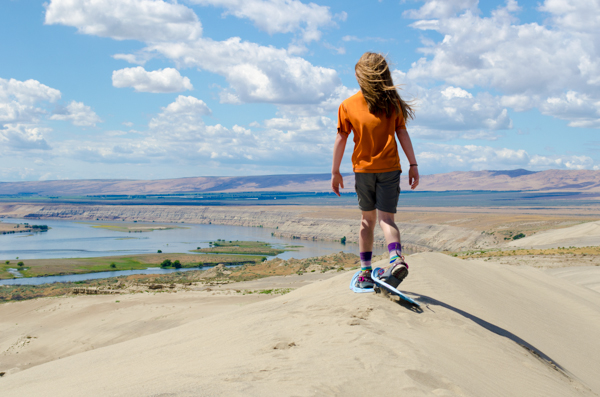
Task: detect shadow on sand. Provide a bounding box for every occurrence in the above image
[394,290,573,379]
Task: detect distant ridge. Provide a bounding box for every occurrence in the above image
[0,169,599,195]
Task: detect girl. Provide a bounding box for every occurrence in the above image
[331,52,419,289]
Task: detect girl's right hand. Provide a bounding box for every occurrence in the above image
[331,172,344,196]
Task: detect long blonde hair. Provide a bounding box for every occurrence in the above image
[355,52,414,121]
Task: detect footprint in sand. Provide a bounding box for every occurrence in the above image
[273,342,296,350]
[405,369,465,396]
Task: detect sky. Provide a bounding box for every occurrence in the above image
[1,0,599,181]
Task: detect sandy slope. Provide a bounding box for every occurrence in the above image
[546,266,600,293]
[0,292,273,375]
[508,220,600,248]
[2,253,600,396]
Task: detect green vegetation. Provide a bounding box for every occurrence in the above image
[340,236,346,245]
[0,252,361,303]
[160,259,172,268]
[512,233,526,240]
[0,253,267,280]
[17,262,24,267]
[0,222,49,235]
[194,240,286,256]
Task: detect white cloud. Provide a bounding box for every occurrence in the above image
[147,95,212,140]
[112,67,193,93]
[441,86,472,99]
[159,95,212,116]
[56,93,340,170]
[539,0,600,35]
[0,78,62,151]
[112,53,150,65]
[419,143,595,171]
[403,0,478,19]
[0,124,51,151]
[539,91,600,128]
[263,115,335,144]
[403,0,600,128]
[44,0,343,106]
[50,101,102,127]
[44,0,202,42]
[0,78,61,125]
[149,37,340,104]
[189,0,337,44]
[393,71,511,139]
[276,84,356,117]
[0,78,61,105]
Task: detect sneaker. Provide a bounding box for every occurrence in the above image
[380,257,409,288]
[357,269,374,289]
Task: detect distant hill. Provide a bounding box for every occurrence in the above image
[1,169,599,195]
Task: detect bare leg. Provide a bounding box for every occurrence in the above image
[359,210,377,253]
[377,210,401,246]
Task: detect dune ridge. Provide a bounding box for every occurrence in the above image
[508,220,600,248]
[2,253,599,396]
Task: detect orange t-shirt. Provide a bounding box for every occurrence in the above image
[337,91,406,173]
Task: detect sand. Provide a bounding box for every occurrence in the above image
[508,220,600,248]
[546,266,600,293]
[0,291,273,375]
[1,253,599,396]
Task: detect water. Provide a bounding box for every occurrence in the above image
[4,190,598,207]
[7,268,23,277]
[1,218,384,285]
[0,217,373,260]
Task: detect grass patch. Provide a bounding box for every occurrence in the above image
[445,246,600,259]
[0,253,266,280]
[193,240,286,256]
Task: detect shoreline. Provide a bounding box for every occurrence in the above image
[2,202,599,252]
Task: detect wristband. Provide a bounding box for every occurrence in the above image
[410,164,418,167]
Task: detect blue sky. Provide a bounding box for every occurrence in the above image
[1,0,599,181]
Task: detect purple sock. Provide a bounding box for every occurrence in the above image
[388,242,402,261]
[360,252,372,271]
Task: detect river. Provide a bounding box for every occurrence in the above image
[1,218,389,285]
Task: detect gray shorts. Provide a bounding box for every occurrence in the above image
[355,171,401,213]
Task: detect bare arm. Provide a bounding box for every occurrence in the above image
[331,132,348,197]
[396,127,419,190]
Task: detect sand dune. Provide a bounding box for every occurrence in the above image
[546,266,600,293]
[2,253,599,396]
[508,220,600,248]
